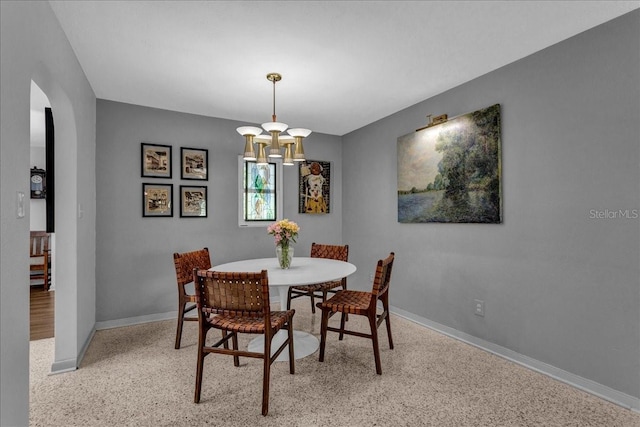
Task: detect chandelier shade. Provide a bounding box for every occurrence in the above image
[237,73,311,165]
[287,128,312,138]
[287,128,311,162]
[237,126,263,161]
[279,135,295,165]
[255,141,269,165]
[261,122,288,133]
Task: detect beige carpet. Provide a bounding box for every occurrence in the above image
[30,300,639,426]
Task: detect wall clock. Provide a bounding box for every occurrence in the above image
[30,167,46,199]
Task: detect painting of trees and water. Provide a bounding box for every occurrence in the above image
[397,104,502,223]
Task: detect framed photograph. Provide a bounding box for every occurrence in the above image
[181,147,208,180]
[180,185,207,217]
[397,103,502,223]
[141,143,172,178]
[298,160,331,214]
[142,183,173,217]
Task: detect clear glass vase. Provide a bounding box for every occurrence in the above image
[276,244,294,269]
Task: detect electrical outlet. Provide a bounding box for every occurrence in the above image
[474,299,485,317]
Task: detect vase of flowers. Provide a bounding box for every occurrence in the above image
[275,244,294,269]
[267,219,300,269]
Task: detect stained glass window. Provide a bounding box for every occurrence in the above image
[238,157,282,227]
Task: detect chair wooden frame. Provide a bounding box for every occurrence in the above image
[317,252,395,375]
[172,248,211,349]
[287,242,349,313]
[30,231,51,291]
[193,269,295,416]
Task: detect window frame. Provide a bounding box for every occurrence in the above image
[237,155,283,227]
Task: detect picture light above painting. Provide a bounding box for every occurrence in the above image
[397,104,502,224]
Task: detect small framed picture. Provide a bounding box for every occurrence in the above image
[180,185,207,217]
[298,160,331,214]
[141,143,172,178]
[142,183,173,217]
[181,147,208,180]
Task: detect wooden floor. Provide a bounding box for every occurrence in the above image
[30,285,54,341]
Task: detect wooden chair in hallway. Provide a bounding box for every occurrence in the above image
[30,231,51,291]
[172,247,211,349]
[193,269,295,416]
[287,242,349,313]
[316,252,395,374]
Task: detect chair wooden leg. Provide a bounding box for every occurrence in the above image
[287,288,293,310]
[309,291,315,313]
[318,309,329,362]
[43,260,49,292]
[232,332,240,367]
[382,296,394,349]
[369,314,382,375]
[262,334,272,416]
[194,326,208,403]
[175,302,185,349]
[338,313,347,341]
[341,283,349,322]
[287,320,295,374]
[222,330,229,350]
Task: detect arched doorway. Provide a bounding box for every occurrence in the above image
[31,65,81,374]
[30,81,55,340]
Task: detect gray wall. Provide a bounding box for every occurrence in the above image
[96,100,343,322]
[1,2,97,425]
[343,10,639,401]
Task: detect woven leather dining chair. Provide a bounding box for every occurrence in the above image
[317,252,395,375]
[287,242,349,313]
[193,269,295,416]
[30,231,51,291]
[172,248,212,349]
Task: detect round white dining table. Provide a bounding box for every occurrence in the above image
[211,257,357,361]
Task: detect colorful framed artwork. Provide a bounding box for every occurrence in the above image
[180,185,207,217]
[397,103,502,223]
[298,160,331,214]
[141,143,172,178]
[180,147,208,180]
[142,183,173,217]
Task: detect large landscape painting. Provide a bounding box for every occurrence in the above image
[397,104,502,223]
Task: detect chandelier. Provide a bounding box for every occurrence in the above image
[237,73,311,165]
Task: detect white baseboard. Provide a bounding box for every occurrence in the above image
[49,328,95,375]
[95,311,177,330]
[94,298,281,330]
[390,305,640,413]
[49,358,77,375]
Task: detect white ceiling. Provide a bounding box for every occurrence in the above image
[47,1,638,136]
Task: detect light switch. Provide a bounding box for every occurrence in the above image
[16,191,25,218]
